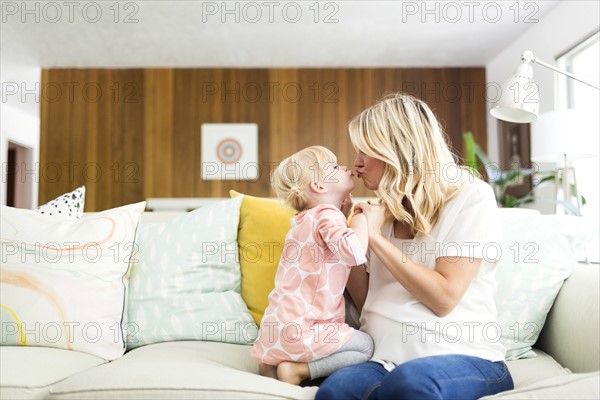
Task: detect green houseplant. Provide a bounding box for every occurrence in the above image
[462,132,573,211]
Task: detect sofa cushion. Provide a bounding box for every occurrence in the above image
[505,349,570,388]
[0,346,106,400]
[494,209,596,360]
[46,341,318,399]
[481,372,600,399]
[230,191,294,325]
[127,196,257,349]
[0,202,145,360]
[36,186,86,219]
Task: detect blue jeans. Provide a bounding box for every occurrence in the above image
[315,355,514,400]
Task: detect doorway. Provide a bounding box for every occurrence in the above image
[5,141,34,208]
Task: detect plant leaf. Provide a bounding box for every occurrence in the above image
[504,194,518,208]
[462,132,478,173]
[535,175,556,186]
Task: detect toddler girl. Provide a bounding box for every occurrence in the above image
[251,146,374,385]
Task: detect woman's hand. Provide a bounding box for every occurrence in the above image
[353,201,389,238]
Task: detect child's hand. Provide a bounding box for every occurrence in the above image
[340,194,353,218]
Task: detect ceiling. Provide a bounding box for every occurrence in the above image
[2,0,561,69]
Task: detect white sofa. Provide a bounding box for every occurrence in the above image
[1,210,599,399]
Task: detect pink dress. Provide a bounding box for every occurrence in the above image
[251,204,367,364]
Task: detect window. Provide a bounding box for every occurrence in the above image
[556,32,599,263]
[557,31,600,111]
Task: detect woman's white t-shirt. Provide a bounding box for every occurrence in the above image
[360,178,506,367]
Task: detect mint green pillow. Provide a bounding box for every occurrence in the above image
[495,209,597,360]
[127,196,257,349]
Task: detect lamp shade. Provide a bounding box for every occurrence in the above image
[490,61,540,123]
[530,109,599,164]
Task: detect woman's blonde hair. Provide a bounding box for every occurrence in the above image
[348,93,473,236]
[271,146,337,212]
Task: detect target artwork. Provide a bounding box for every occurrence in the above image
[201,123,258,180]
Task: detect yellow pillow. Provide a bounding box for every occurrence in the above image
[229,190,295,325]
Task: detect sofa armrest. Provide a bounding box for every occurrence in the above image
[536,265,599,373]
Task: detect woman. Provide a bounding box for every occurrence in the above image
[316,93,514,399]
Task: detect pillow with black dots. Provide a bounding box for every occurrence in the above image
[36,186,86,218]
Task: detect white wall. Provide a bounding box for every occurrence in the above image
[0,66,41,208]
[486,1,599,163]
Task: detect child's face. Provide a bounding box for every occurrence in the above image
[322,162,355,197]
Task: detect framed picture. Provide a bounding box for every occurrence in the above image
[201,123,258,180]
[500,121,532,197]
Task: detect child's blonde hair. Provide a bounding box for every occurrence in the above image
[271,146,337,212]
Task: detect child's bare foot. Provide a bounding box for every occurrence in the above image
[277,361,310,385]
[258,362,278,379]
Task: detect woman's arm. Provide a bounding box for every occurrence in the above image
[368,232,480,317]
[346,264,369,313]
[354,201,481,317]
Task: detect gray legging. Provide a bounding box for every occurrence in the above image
[308,330,374,379]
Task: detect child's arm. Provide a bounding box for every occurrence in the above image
[340,194,353,219]
[349,213,368,256]
[315,206,367,267]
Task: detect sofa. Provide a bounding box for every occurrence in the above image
[1,194,599,399]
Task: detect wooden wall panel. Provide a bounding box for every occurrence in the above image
[40,68,488,211]
[268,69,299,169]
[84,69,99,212]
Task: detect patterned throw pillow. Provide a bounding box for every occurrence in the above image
[495,209,597,360]
[127,196,257,349]
[36,186,86,218]
[0,202,145,360]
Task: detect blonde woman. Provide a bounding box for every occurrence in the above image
[252,146,374,385]
[316,94,514,399]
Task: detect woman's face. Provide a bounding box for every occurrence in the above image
[354,151,385,190]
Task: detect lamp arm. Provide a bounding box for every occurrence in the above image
[523,51,600,91]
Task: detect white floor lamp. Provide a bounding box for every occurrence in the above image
[490,50,600,124]
[489,50,600,215]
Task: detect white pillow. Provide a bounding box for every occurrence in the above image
[495,209,597,360]
[127,196,257,349]
[0,202,145,360]
[36,186,86,218]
